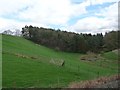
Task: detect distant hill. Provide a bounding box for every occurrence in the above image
[2,34,118,88]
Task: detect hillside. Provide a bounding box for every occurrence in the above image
[2,34,118,88]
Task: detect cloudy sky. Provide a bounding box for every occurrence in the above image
[0,0,119,34]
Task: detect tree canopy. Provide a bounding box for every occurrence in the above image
[22,25,119,53]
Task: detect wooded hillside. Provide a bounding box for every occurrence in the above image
[22,25,119,53]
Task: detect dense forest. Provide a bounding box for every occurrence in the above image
[22,25,119,53]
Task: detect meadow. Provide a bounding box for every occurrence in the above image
[2,34,118,88]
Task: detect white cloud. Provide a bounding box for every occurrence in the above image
[0,0,30,16]
[69,17,109,33]
[18,0,87,25]
[70,2,118,34]
[71,0,89,16]
[0,0,118,34]
[0,17,46,33]
[0,0,88,32]
[90,0,119,5]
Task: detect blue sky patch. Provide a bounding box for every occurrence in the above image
[86,2,115,12]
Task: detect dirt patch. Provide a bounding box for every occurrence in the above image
[3,51,38,60]
[15,53,30,59]
[80,52,104,61]
[14,53,38,60]
[68,74,119,88]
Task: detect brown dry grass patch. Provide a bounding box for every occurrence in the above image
[68,74,119,88]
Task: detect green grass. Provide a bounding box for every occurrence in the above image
[102,51,118,60]
[2,34,118,88]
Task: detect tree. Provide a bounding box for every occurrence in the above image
[2,30,13,35]
[104,31,119,51]
[14,29,21,36]
[21,25,118,53]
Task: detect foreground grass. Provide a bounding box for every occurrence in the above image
[2,35,118,88]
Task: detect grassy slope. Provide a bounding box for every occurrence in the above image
[2,35,118,88]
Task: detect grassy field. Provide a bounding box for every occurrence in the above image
[2,34,118,88]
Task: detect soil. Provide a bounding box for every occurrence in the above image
[94,80,119,88]
[68,74,119,88]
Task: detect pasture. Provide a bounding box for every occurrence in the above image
[2,34,118,88]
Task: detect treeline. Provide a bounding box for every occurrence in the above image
[22,25,119,53]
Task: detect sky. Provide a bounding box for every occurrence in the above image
[0,0,119,34]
